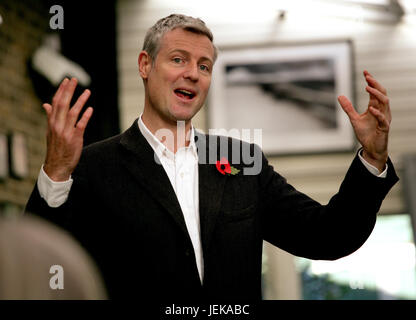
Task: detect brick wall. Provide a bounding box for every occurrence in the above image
[0,0,51,214]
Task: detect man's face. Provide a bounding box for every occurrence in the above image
[142,28,215,125]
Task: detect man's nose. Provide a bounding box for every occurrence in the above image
[183,63,199,81]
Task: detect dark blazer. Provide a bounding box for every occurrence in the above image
[26,118,399,300]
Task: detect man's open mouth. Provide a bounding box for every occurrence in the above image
[174,88,196,100]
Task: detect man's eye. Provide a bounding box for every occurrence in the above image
[200,65,209,72]
[173,57,183,63]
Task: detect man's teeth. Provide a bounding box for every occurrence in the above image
[176,89,194,98]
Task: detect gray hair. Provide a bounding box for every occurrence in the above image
[142,14,218,64]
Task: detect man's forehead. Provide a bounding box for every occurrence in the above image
[160,28,215,59]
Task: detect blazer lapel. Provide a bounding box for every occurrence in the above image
[119,119,191,242]
[118,122,228,254]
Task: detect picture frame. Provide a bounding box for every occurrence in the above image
[208,40,355,156]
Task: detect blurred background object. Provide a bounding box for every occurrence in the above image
[403,153,416,250]
[29,33,91,104]
[0,214,107,299]
[1,0,416,300]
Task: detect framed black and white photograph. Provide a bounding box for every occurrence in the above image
[209,40,354,155]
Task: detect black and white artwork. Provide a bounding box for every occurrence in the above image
[209,41,354,155]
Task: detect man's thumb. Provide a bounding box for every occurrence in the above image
[338,95,357,121]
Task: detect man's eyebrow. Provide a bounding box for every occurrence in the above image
[169,49,213,65]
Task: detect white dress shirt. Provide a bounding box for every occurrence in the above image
[137,116,203,283]
[37,115,388,285]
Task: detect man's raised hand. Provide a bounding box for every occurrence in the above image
[43,78,93,181]
[338,70,391,173]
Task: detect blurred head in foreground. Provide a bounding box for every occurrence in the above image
[0,214,107,299]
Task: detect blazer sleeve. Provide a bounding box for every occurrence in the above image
[258,150,399,260]
[25,157,90,239]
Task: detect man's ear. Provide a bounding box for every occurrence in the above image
[138,50,152,79]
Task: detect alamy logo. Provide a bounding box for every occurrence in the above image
[49,265,64,290]
[153,121,263,175]
[49,5,64,30]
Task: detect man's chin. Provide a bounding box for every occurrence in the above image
[169,108,199,123]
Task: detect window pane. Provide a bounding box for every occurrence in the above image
[295,214,416,300]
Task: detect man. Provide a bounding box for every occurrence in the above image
[26,14,398,300]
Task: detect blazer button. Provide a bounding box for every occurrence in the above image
[185,249,191,257]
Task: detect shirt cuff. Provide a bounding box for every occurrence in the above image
[358,149,388,178]
[37,165,73,207]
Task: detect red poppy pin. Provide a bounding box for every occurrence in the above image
[216,157,240,176]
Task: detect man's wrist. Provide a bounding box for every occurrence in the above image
[38,165,73,207]
[43,163,72,182]
[358,150,388,178]
[361,149,388,173]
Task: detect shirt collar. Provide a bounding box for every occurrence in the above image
[137,114,198,160]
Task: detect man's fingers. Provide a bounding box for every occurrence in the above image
[42,103,52,118]
[365,75,387,95]
[66,89,91,130]
[50,78,69,122]
[369,106,390,130]
[363,70,373,78]
[55,78,78,125]
[338,95,358,122]
[366,86,389,105]
[75,107,94,135]
[42,103,53,135]
[51,78,69,106]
